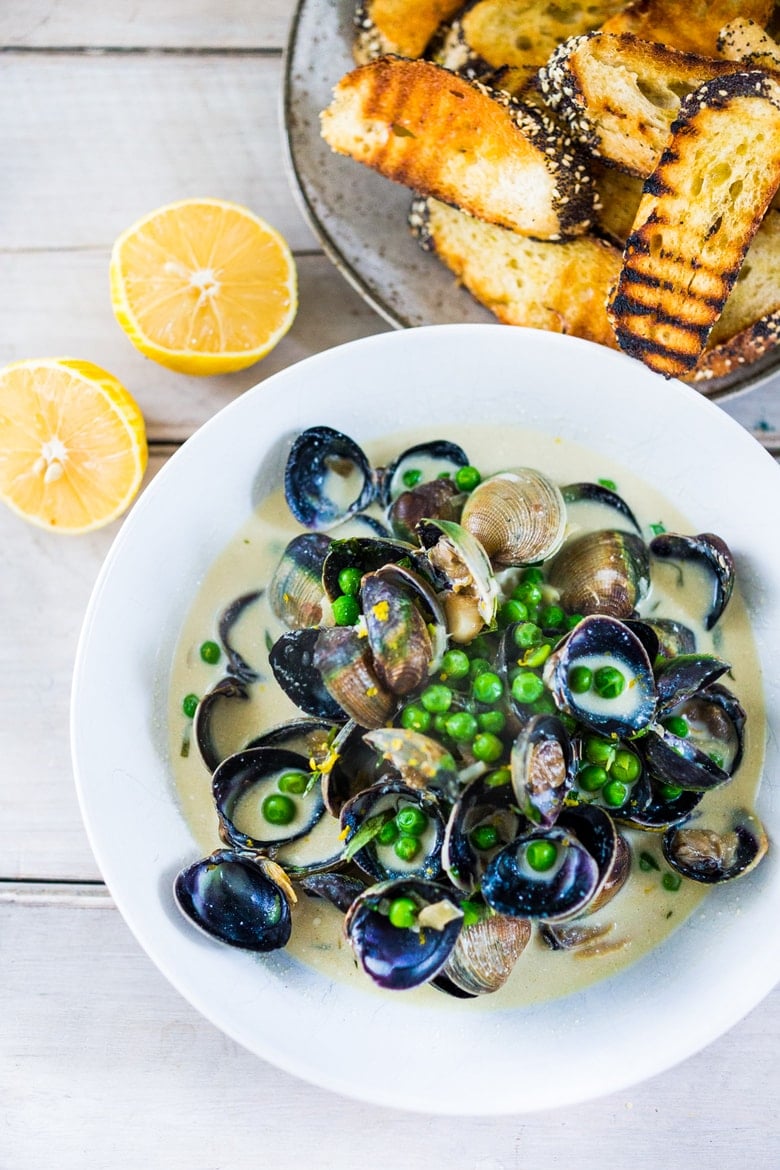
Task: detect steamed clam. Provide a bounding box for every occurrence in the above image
[171,426,768,1000]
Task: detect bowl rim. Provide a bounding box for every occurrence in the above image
[71,324,780,1114]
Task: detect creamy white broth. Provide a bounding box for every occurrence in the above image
[167,424,766,1007]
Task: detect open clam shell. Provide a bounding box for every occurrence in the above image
[439,912,532,996]
[344,877,464,991]
[650,531,735,631]
[284,425,375,530]
[460,469,567,566]
[547,529,650,619]
[481,825,600,921]
[443,772,524,894]
[268,533,331,630]
[510,714,572,828]
[340,778,447,882]
[663,810,768,883]
[380,439,469,504]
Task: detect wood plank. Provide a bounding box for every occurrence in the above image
[0,251,390,440]
[0,52,319,252]
[0,0,293,49]
[2,898,779,1169]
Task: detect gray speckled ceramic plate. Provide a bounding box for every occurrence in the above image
[282,0,778,400]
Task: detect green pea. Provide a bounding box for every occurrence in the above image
[579,764,608,792]
[402,468,422,488]
[262,793,296,826]
[602,779,628,807]
[522,567,545,585]
[584,737,615,767]
[524,643,552,668]
[468,656,492,679]
[440,648,470,680]
[639,850,660,872]
[478,709,506,735]
[395,806,428,836]
[472,671,504,704]
[664,715,689,738]
[388,895,418,928]
[460,899,483,927]
[400,704,432,733]
[182,693,199,719]
[470,824,499,851]
[394,835,421,863]
[472,732,504,763]
[433,713,450,736]
[199,640,221,664]
[377,819,399,846]
[420,684,453,714]
[565,613,585,630]
[530,693,557,715]
[658,783,683,801]
[593,665,626,699]
[709,751,726,769]
[445,711,479,742]
[514,580,543,608]
[610,749,641,784]
[662,872,682,892]
[526,839,558,872]
[498,599,529,627]
[332,594,360,626]
[568,665,593,694]
[277,770,308,795]
[486,767,511,787]
[337,567,362,597]
[513,622,542,649]
[454,465,482,492]
[539,604,566,629]
[511,671,544,705]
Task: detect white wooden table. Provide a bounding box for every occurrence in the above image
[3,3,780,1166]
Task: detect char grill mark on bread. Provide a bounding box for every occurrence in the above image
[409,196,621,348]
[607,71,780,379]
[320,56,598,239]
[539,32,746,178]
[353,0,464,64]
[600,0,775,57]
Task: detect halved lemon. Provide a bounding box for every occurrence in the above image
[0,358,148,533]
[110,198,298,375]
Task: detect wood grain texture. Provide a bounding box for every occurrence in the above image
[0,0,293,49]
[2,899,779,1170]
[0,251,391,441]
[0,52,318,252]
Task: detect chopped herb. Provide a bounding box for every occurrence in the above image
[639,851,660,872]
[342,810,395,862]
[598,477,617,491]
[265,630,274,653]
[649,522,666,537]
[662,872,682,892]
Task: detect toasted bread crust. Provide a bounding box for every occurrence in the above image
[607,72,780,378]
[432,0,626,81]
[321,57,597,239]
[353,0,463,63]
[601,0,775,57]
[717,17,780,70]
[689,309,780,382]
[411,196,621,345]
[539,32,744,177]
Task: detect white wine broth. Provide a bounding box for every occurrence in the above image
[167,424,765,1007]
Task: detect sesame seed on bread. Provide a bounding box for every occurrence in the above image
[607,72,780,378]
[320,56,598,239]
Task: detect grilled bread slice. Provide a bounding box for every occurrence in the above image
[718,17,780,69]
[539,32,744,177]
[591,161,644,245]
[410,196,622,346]
[320,57,597,239]
[353,0,464,64]
[607,72,780,378]
[690,309,780,383]
[600,0,775,57]
[709,208,780,345]
[431,0,626,85]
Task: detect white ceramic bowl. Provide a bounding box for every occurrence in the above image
[72,325,780,1115]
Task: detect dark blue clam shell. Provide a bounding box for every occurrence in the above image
[212,746,324,850]
[217,590,263,681]
[340,779,446,882]
[442,772,523,893]
[284,426,375,530]
[614,770,703,831]
[380,440,469,505]
[194,675,251,774]
[510,714,573,828]
[543,614,657,737]
[173,850,292,952]
[268,628,347,721]
[268,533,331,630]
[640,727,731,792]
[561,482,642,535]
[481,827,599,921]
[650,532,735,631]
[655,654,730,715]
[345,878,463,990]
